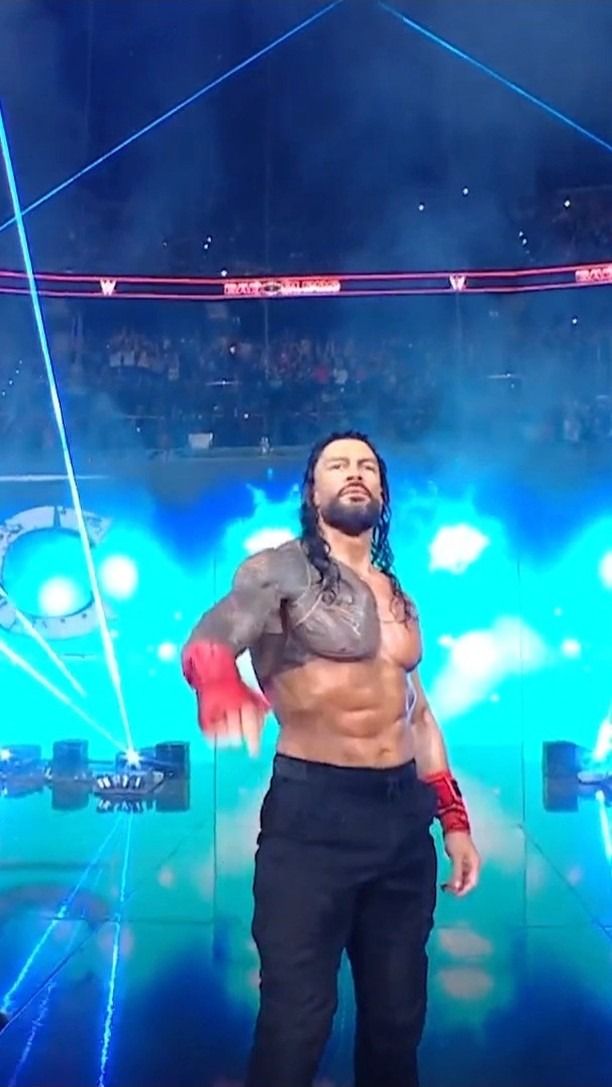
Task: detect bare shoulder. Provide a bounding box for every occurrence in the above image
[370,568,419,624]
[234,539,309,600]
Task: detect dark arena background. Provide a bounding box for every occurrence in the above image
[0,2,612,1085]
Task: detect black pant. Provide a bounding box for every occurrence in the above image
[245,754,438,1087]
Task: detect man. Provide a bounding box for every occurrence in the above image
[182,431,480,1087]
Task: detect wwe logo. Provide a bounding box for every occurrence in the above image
[99,278,117,297]
[449,274,467,292]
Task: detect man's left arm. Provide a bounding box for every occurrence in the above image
[410,670,481,897]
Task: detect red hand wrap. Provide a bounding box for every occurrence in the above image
[423,770,471,835]
[181,641,270,735]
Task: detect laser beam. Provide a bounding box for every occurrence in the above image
[0,1,343,235]
[0,104,134,753]
[1,818,121,1015]
[380,3,612,157]
[596,790,612,863]
[592,710,612,764]
[98,814,134,1087]
[7,853,112,1087]
[0,585,86,697]
[0,638,124,750]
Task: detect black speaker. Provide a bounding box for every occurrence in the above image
[51,781,90,811]
[155,742,190,775]
[155,777,190,812]
[542,774,578,812]
[52,739,89,774]
[542,741,581,777]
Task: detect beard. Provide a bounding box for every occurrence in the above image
[319,495,381,537]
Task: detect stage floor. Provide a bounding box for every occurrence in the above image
[0,744,611,1087]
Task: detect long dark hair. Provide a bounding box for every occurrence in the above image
[299,430,415,623]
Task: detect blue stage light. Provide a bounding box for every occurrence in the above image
[3,526,89,617]
[0,103,134,753]
[157,642,178,663]
[100,555,139,600]
[599,552,612,589]
[561,638,582,659]
[39,577,81,617]
[429,524,490,574]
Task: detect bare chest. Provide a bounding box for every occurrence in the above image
[275,563,420,671]
[364,575,421,669]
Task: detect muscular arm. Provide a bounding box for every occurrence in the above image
[182,545,303,751]
[410,670,451,778]
[410,668,473,844]
[186,549,283,657]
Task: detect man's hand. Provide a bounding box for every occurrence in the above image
[182,641,271,756]
[442,831,481,896]
[211,702,268,757]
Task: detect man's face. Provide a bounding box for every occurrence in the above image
[312,438,383,536]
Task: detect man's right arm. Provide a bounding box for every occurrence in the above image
[185,549,283,656]
[181,549,285,753]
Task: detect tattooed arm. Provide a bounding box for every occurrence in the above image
[182,546,298,754]
[185,550,284,655]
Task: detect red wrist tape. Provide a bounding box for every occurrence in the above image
[181,640,269,734]
[182,640,242,685]
[423,770,470,834]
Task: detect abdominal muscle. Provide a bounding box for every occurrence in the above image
[270,656,416,769]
